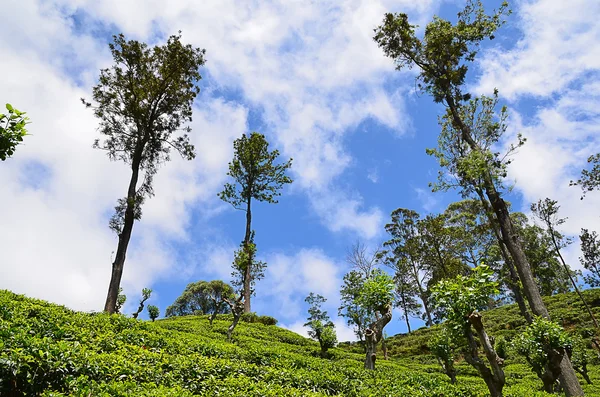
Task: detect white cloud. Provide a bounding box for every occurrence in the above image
[476,0,600,99]
[281,318,357,342]
[414,187,439,213]
[367,168,379,183]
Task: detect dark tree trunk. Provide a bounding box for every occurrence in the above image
[468,312,505,396]
[132,297,148,319]
[475,190,532,323]
[445,94,584,396]
[364,305,392,370]
[400,294,412,333]
[243,197,252,313]
[575,366,592,385]
[225,296,244,342]
[464,322,504,397]
[104,145,143,314]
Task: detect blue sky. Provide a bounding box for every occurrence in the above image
[1,0,599,341]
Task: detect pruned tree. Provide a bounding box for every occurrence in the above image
[219,132,292,313]
[346,241,381,278]
[0,104,29,161]
[147,305,159,322]
[304,293,337,358]
[514,317,574,393]
[83,33,206,314]
[580,228,600,287]
[356,269,394,370]
[432,265,505,397]
[571,153,600,199]
[165,280,232,318]
[132,288,152,319]
[374,2,582,392]
[531,198,598,329]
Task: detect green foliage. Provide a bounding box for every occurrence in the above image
[231,238,266,296]
[512,317,572,389]
[305,293,337,357]
[429,328,456,374]
[495,336,508,360]
[0,103,29,161]
[431,265,498,332]
[356,269,395,314]
[338,270,372,341]
[580,228,600,287]
[239,312,278,326]
[115,288,127,314]
[132,288,152,319]
[165,280,234,317]
[571,153,600,199]
[84,32,205,234]
[218,132,293,208]
[147,305,159,321]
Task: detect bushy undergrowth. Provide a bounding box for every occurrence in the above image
[1,289,599,396]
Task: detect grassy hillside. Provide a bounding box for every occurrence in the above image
[1,289,599,396]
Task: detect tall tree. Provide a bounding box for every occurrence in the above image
[0,104,29,161]
[219,132,292,312]
[381,208,433,326]
[571,153,600,199]
[531,198,598,329]
[374,2,583,393]
[83,33,205,314]
[580,229,600,287]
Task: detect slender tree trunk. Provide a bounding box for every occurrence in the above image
[475,190,532,323]
[132,296,148,319]
[411,260,433,326]
[364,305,392,369]
[104,146,143,314]
[551,234,599,330]
[243,197,253,313]
[225,296,244,342]
[469,312,505,394]
[445,95,584,396]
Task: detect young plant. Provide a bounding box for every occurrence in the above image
[115,288,127,315]
[305,293,337,358]
[513,317,573,393]
[431,265,504,397]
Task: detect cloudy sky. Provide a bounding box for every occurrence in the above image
[1,0,599,341]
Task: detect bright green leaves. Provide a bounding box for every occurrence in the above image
[356,269,395,314]
[431,265,498,331]
[0,103,30,161]
[219,132,293,209]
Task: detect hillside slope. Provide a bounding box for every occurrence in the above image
[0,289,597,396]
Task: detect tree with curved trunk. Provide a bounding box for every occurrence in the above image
[338,270,371,346]
[224,294,245,342]
[219,132,292,313]
[165,280,233,318]
[356,269,394,369]
[432,265,505,396]
[83,33,205,314]
[374,2,583,393]
[132,288,152,319]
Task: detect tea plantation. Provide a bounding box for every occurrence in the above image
[1,289,599,396]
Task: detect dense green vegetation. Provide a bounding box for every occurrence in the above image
[2,289,599,396]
